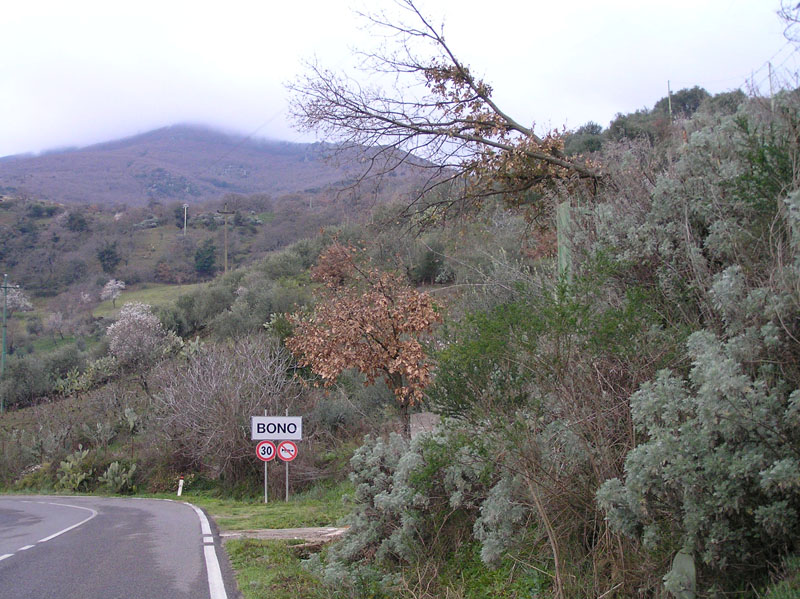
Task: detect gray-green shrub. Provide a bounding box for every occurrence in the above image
[99,461,137,494]
[56,445,93,491]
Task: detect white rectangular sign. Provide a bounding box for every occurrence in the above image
[251,416,302,440]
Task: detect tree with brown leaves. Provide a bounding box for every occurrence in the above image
[286,243,441,437]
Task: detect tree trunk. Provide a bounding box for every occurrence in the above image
[400,400,411,439]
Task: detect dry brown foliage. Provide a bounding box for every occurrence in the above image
[287,243,441,436]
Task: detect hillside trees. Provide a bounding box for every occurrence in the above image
[67,211,89,232]
[100,279,125,307]
[97,240,121,274]
[289,0,599,223]
[194,239,217,277]
[299,83,800,597]
[286,243,441,437]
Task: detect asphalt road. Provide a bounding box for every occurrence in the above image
[0,496,234,599]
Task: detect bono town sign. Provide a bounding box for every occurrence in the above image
[251,416,302,441]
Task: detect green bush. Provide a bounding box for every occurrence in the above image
[595,93,800,593]
[311,432,496,595]
[0,354,51,408]
[99,461,137,494]
[56,445,94,492]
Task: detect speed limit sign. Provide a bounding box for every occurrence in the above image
[256,440,276,462]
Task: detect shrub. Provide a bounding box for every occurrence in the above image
[99,461,137,494]
[595,93,800,593]
[56,445,93,492]
[599,327,800,585]
[0,354,51,408]
[312,431,492,594]
[152,337,301,486]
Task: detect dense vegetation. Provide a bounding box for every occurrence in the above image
[299,90,800,598]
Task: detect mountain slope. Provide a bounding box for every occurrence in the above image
[0,125,414,206]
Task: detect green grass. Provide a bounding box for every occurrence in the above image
[226,539,328,599]
[764,556,800,599]
[256,211,275,223]
[93,282,206,318]
[29,334,80,353]
[177,480,353,530]
[437,543,550,599]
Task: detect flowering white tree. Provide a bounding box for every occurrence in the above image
[6,286,33,314]
[44,311,65,340]
[100,279,126,308]
[106,302,179,395]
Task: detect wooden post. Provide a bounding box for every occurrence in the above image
[557,202,572,282]
[217,203,235,273]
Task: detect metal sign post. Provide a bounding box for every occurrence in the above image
[268,408,269,505]
[285,407,289,502]
[255,440,276,503]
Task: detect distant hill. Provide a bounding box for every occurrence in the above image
[0,124,422,206]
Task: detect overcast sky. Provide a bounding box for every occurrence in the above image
[0,0,793,158]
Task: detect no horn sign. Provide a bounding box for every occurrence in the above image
[278,441,298,462]
[251,416,302,440]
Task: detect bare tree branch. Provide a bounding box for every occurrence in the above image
[288,0,600,224]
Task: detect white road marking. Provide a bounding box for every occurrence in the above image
[37,502,98,543]
[187,503,228,599]
[0,501,97,564]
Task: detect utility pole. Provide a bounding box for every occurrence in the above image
[557,202,572,283]
[183,203,189,237]
[769,62,775,113]
[1,274,19,415]
[217,203,235,274]
[667,80,673,122]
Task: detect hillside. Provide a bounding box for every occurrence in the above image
[0,124,423,206]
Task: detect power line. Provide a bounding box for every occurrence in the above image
[200,106,289,177]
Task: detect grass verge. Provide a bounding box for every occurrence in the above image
[179,480,353,530]
[226,539,327,599]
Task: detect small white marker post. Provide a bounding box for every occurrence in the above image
[177,475,184,497]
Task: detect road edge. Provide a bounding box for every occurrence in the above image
[184,501,233,599]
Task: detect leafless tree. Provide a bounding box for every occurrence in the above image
[780,1,800,43]
[152,337,302,484]
[288,0,599,225]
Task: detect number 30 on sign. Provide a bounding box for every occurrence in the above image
[256,440,276,462]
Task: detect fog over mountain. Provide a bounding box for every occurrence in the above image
[0,124,407,207]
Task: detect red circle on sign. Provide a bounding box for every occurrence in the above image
[256,440,276,462]
[277,440,298,462]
